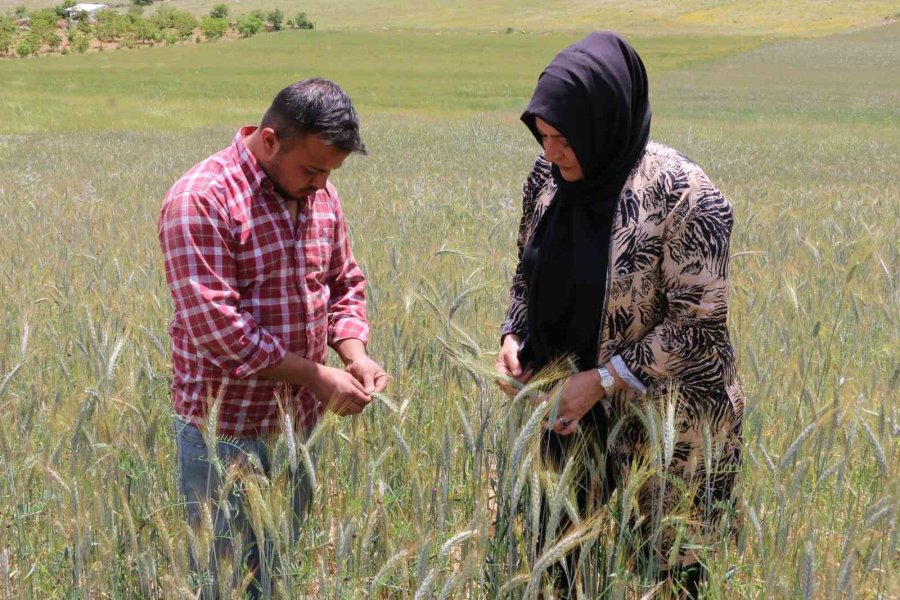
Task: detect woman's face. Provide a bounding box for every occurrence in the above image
[534,117,584,182]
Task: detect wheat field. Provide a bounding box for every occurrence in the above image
[0,11,897,600]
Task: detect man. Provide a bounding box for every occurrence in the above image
[158,78,387,597]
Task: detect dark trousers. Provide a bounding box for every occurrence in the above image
[175,420,313,599]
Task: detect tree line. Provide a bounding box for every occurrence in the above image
[0,2,315,58]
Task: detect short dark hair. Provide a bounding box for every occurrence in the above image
[261,78,366,154]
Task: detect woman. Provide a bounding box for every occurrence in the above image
[495,31,744,597]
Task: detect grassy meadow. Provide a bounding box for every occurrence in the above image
[0,5,898,599]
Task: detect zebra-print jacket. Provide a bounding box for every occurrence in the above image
[502,140,745,470]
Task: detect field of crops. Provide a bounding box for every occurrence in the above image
[0,6,897,598]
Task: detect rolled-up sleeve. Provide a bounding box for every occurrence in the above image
[324,187,370,345]
[158,192,286,378]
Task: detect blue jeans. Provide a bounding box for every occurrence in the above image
[175,419,313,599]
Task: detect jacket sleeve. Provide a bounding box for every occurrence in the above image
[614,167,736,395]
[500,156,548,341]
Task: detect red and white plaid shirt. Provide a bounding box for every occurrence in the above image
[158,127,369,437]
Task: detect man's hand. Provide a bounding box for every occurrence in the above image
[542,369,604,436]
[307,364,372,416]
[494,334,533,397]
[259,341,388,416]
[332,338,389,396]
[345,355,388,395]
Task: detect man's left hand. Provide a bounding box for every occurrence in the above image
[540,369,604,436]
[346,356,388,395]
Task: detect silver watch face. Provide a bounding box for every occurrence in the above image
[598,368,615,391]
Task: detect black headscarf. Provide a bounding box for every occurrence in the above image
[519,31,652,372]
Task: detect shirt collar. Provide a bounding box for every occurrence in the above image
[233,126,275,194]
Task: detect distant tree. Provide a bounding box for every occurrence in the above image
[26,32,41,54]
[267,8,283,31]
[249,9,265,21]
[151,5,174,27]
[294,11,313,29]
[94,9,127,42]
[153,6,197,40]
[173,11,197,39]
[163,30,178,45]
[236,13,263,37]
[131,0,154,7]
[200,16,227,40]
[209,3,228,19]
[0,17,16,55]
[28,8,58,34]
[17,31,41,56]
[75,14,91,32]
[28,9,66,51]
[130,16,160,43]
[45,28,62,51]
[14,6,28,18]
[54,0,76,18]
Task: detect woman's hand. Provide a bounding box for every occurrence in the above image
[494,334,533,397]
[543,369,604,435]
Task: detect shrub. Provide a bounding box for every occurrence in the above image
[131,0,154,6]
[70,30,90,53]
[16,39,32,58]
[294,11,314,30]
[236,13,263,37]
[200,16,227,40]
[267,8,283,31]
[209,3,228,19]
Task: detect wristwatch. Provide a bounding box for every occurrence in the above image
[596,366,616,398]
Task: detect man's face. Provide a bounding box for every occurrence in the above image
[260,128,351,201]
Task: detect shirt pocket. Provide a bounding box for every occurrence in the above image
[299,223,333,285]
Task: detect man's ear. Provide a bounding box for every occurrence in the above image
[260,126,280,156]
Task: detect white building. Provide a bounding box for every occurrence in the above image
[65,3,109,22]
